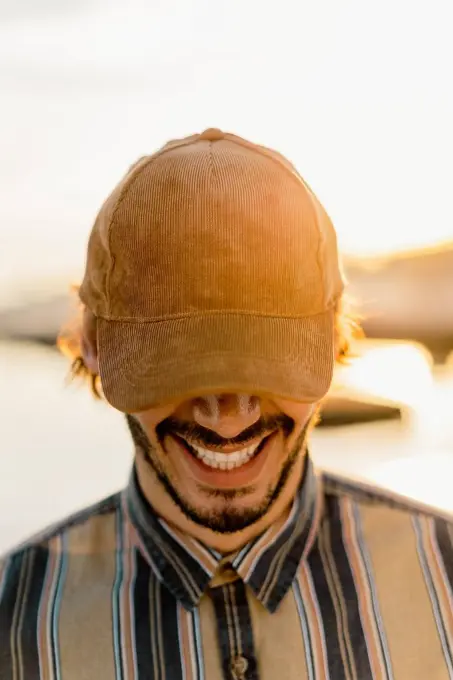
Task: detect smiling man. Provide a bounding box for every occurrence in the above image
[1,129,452,680]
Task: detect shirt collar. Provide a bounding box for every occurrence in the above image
[124,454,322,613]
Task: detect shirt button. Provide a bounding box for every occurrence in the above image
[231,655,249,679]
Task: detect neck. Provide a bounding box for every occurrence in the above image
[133,446,306,553]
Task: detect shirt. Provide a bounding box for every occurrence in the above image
[1,455,452,680]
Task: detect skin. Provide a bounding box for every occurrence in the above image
[82,310,318,553]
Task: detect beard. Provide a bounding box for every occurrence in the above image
[126,410,315,534]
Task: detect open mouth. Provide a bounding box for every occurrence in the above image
[173,434,271,471]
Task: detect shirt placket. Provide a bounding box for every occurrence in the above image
[210,578,260,680]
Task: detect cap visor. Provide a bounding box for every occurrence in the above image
[97,311,335,412]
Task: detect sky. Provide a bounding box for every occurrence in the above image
[1,0,452,308]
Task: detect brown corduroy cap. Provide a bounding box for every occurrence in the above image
[79,128,344,412]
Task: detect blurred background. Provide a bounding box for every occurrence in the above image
[1,0,452,553]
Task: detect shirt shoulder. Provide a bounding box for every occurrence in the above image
[321,468,453,523]
[0,491,121,569]
[0,492,126,674]
[321,468,453,563]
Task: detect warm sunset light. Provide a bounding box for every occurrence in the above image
[333,340,434,409]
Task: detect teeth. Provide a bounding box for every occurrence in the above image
[186,440,261,470]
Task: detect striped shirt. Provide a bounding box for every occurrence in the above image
[1,456,452,680]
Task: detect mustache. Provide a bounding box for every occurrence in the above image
[156,413,295,449]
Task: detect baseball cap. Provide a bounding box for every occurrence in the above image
[79,128,344,412]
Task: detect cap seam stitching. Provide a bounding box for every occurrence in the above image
[95,307,337,322]
[106,156,156,315]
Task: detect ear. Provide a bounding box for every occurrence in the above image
[81,307,99,374]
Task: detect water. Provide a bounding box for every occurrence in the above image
[1,341,452,555]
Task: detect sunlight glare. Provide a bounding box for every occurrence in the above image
[335,341,434,410]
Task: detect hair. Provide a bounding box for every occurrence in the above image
[57,286,363,401]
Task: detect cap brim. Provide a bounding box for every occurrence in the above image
[97,311,336,412]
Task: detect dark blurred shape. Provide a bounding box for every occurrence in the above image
[319,396,401,427]
[0,295,73,345]
[345,243,453,362]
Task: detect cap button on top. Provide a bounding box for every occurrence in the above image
[199,128,225,141]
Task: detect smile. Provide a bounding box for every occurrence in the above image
[175,435,269,470]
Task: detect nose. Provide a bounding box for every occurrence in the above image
[192,394,261,439]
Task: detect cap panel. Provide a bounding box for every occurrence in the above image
[105,138,328,320]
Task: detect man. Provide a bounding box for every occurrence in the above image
[1,128,452,680]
